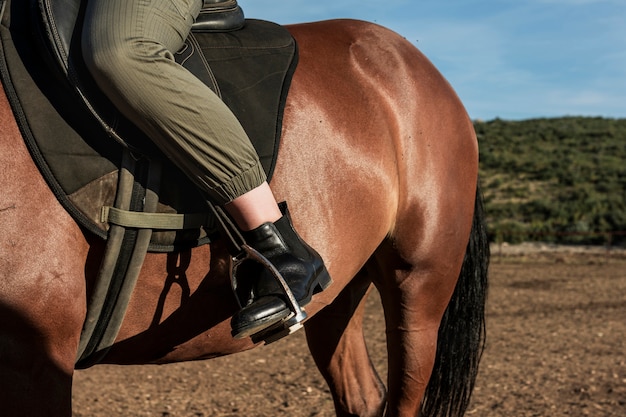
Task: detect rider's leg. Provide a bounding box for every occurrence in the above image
[224,182,281,231]
[81,0,330,337]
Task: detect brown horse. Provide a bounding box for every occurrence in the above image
[0,10,488,417]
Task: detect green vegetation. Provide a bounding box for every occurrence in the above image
[475,117,626,245]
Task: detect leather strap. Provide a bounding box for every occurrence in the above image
[75,151,160,368]
[0,0,6,23]
[101,206,209,230]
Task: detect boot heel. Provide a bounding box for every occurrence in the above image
[313,268,332,294]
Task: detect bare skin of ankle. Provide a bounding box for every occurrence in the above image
[224,182,282,231]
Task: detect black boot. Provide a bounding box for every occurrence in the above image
[230,203,331,339]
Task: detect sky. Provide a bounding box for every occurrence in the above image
[238,0,625,121]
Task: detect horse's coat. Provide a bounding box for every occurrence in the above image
[0,10,488,417]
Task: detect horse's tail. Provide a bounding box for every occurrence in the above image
[420,182,490,417]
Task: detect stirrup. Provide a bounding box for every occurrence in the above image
[231,244,308,343]
[206,203,309,343]
[250,315,305,345]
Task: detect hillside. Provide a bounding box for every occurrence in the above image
[475,117,626,245]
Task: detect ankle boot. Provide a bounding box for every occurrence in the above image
[230,202,331,339]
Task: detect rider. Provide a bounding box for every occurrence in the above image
[81,0,331,338]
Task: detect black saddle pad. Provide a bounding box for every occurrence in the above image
[0,0,297,251]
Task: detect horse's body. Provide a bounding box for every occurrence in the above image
[0,15,488,417]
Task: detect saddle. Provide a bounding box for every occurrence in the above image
[0,0,298,366]
[0,0,300,251]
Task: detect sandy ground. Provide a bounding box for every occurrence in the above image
[72,244,626,416]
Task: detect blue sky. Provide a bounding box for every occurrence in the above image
[238,0,625,121]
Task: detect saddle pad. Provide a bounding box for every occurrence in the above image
[0,0,297,252]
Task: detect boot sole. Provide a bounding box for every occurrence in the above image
[231,308,291,339]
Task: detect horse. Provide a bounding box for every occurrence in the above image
[0,7,489,417]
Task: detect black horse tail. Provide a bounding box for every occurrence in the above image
[420,182,490,417]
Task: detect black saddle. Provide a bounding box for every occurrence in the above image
[1,0,298,251]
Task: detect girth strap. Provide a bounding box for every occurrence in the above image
[75,151,161,368]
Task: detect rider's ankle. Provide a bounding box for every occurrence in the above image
[224,182,282,231]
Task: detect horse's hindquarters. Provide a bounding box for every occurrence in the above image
[285,20,481,417]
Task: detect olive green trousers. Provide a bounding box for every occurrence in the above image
[82,0,266,204]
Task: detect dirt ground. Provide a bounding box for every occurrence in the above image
[72,244,626,416]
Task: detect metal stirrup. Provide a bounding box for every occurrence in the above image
[234,244,308,325]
